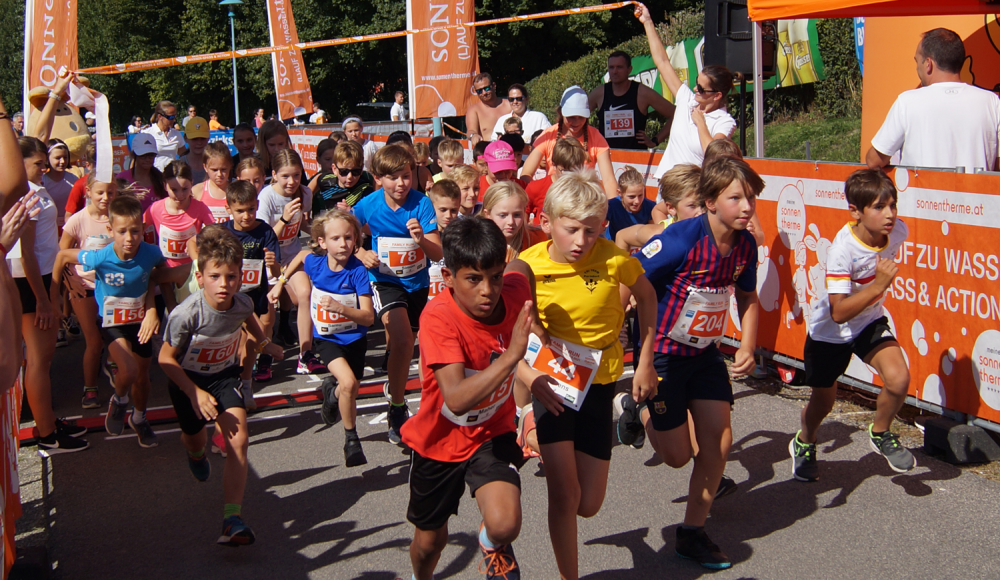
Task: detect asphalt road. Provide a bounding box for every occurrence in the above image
[20,327,1000,579]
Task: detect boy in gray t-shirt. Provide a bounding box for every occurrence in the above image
[159,226,284,547]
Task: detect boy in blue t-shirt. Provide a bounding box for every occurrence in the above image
[605,167,654,243]
[223,181,282,392]
[51,196,164,448]
[352,144,441,445]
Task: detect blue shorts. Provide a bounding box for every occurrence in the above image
[646,346,733,432]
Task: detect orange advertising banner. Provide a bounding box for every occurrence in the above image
[860,15,1000,163]
[22,0,78,119]
[267,0,314,121]
[406,0,479,119]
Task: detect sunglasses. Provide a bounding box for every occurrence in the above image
[160,113,177,120]
[508,96,525,102]
[337,167,363,177]
[695,84,720,95]
[475,85,493,95]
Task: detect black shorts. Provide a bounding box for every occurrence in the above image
[14,274,52,314]
[533,382,614,460]
[407,432,522,531]
[99,320,153,359]
[314,335,367,379]
[646,347,734,432]
[371,281,428,329]
[245,287,271,316]
[167,368,245,436]
[804,317,897,389]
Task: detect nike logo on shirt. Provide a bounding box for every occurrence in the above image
[608,104,629,111]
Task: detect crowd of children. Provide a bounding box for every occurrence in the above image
[10,5,919,573]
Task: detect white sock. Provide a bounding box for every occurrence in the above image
[242,379,252,391]
[114,393,130,406]
[131,408,146,424]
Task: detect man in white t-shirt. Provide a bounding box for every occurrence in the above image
[309,102,327,124]
[390,92,408,122]
[490,84,551,141]
[143,101,186,171]
[867,28,1000,173]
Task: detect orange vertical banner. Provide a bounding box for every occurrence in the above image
[22,0,78,122]
[406,0,479,119]
[266,0,314,121]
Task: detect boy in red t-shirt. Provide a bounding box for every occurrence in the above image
[400,217,536,580]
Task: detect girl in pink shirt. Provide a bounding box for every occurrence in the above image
[60,177,116,409]
[143,160,214,308]
[194,142,233,224]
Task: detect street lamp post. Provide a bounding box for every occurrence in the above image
[220,0,243,125]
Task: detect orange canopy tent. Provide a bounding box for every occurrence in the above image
[748,0,1000,20]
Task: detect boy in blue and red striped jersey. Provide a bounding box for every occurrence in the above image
[615,156,763,570]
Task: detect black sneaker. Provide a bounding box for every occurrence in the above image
[613,392,645,449]
[37,431,89,454]
[105,397,128,436]
[715,475,738,499]
[55,418,87,438]
[868,425,916,473]
[387,403,409,445]
[218,515,256,547]
[320,377,341,426]
[344,432,367,467]
[188,452,211,482]
[675,527,731,570]
[789,430,818,482]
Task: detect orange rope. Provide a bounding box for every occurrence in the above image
[76,2,637,75]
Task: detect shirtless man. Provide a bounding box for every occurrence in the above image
[465,73,511,147]
[589,51,675,150]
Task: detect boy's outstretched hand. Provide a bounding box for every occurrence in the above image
[632,358,658,403]
[262,340,285,361]
[406,217,424,244]
[508,301,534,361]
[874,256,898,291]
[730,346,756,378]
[356,248,381,269]
[193,389,219,421]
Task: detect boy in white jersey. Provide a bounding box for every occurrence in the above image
[790,169,915,481]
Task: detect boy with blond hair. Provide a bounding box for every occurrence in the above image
[432,139,466,183]
[449,165,481,218]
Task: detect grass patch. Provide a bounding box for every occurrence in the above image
[740,113,862,163]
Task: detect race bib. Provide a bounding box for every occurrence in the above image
[311,288,357,335]
[240,259,264,292]
[604,109,635,138]
[523,334,602,411]
[427,262,445,302]
[668,287,730,349]
[102,294,145,327]
[159,224,196,260]
[209,205,230,224]
[276,212,302,243]
[378,237,426,277]
[82,235,113,252]
[181,329,242,374]
[441,365,515,426]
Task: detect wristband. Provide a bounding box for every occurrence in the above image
[277,275,288,284]
[48,90,60,101]
[258,337,271,352]
[279,216,290,224]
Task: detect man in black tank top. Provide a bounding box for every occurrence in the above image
[590,50,676,150]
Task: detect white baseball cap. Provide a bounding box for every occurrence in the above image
[560,86,590,118]
[131,133,158,157]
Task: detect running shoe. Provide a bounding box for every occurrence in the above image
[675,527,731,570]
[211,430,228,458]
[297,350,325,375]
[128,414,159,448]
[241,382,257,411]
[320,377,340,425]
[715,475,738,500]
[516,405,539,459]
[81,387,100,409]
[103,360,118,389]
[55,418,87,438]
[218,515,256,547]
[789,430,818,482]
[253,355,273,382]
[869,425,916,473]
[55,328,68,348]
[344,432,367,467]
[67,313,81,336]
[613,392,645,449]
[105,397,128,436]
[188,452,211,482]
[387,404,410,445]
[37,431,89,454]
[478,523,520,580]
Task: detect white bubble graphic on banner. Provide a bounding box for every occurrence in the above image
[941,353,954,376]
[934,332,940,342]
[941,221,950,236]
[894,167,909,191]
[972,330,1000,411]
[776,182,806,250]
[911,319,929,356]
[757,252,780,312]
[438,102,457,117]
[922,374,946,406]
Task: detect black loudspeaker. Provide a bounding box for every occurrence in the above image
[704,0,777,78]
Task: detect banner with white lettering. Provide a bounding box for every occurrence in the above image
[22,0,78,123]
[406,0,479,119]
[266,0,314,122]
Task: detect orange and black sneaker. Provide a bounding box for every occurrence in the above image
[478,523,520,580]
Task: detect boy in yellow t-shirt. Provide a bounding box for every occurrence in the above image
[509,169,658,580]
